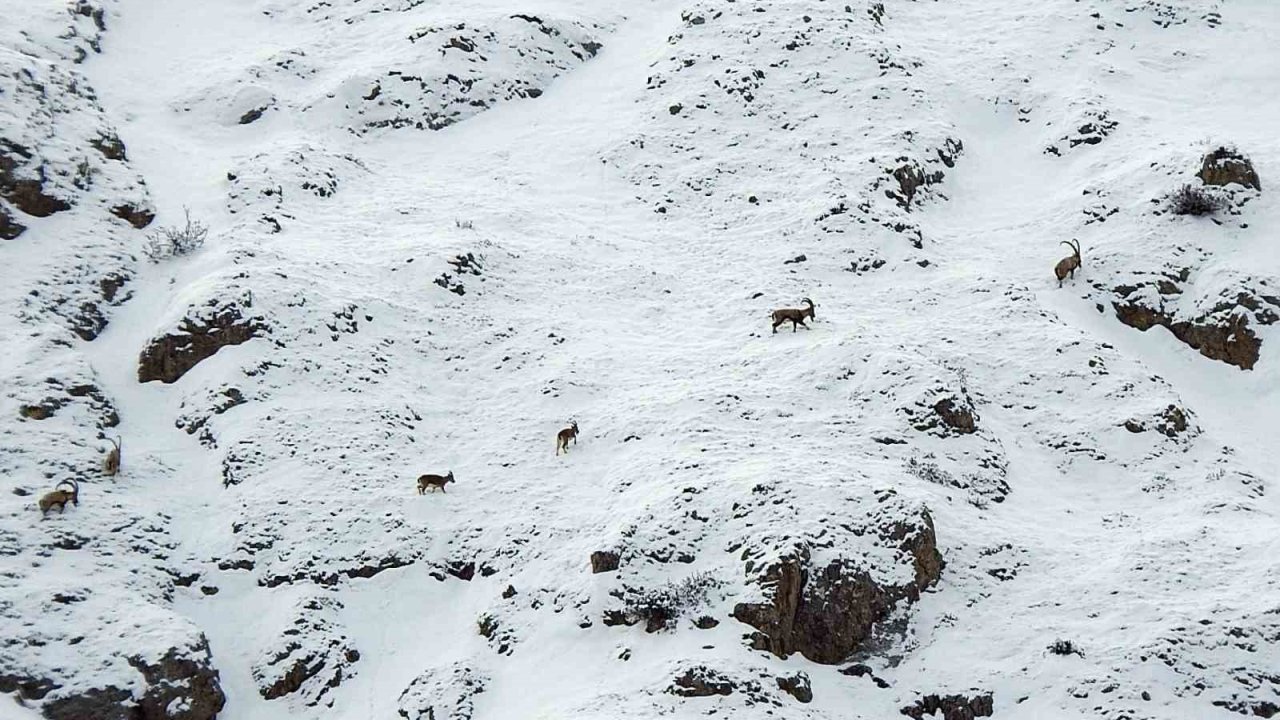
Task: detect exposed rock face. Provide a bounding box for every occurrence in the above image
[733,509,943,664]
[129,641,227,720]
[138,300,266,383]
[901,691,994,720]
[590,550,620,573]
[38,638,226,720]
[0,144,73,219]
[253,594,359,707]
[1112,284,1278,370]
[1197,147,1261,191]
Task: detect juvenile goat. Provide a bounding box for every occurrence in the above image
[1054,240,1082,287]
[38,479,79,516]
[417,471,454,494]
[771,298,816,333]
[102,436,121,476]
[556,421,579,456]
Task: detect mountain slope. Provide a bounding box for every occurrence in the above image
[2,0,1278,719]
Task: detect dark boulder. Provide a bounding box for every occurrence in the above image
[1197,147,1260,191]
[590,550,620,573]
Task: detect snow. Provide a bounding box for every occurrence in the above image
[2,0,1279,718]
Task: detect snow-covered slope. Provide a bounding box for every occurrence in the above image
[2,0,1278,718]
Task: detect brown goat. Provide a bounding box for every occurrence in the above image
[1054,240,1082,287]
[38,479,79,517]
[102,436,121,477]
[771,298,816,333]
[417,471,454,494]
[556,421,579,456]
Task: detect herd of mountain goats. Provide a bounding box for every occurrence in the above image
[35,250,1081,512]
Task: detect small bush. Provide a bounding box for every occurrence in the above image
[1168,184,1223,216]
[621,572,719,632]
[144,207,208,261]
[1048,639,1084,657]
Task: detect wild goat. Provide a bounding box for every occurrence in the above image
[417,471,454,494]
[771,298,816,333]
[38,479,79,516]
[1054,240,1082,287]
[556,421,579,456]
[102,436,121,476]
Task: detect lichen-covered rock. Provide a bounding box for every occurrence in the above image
[138,296,267,383]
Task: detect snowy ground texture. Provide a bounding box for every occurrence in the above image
[2,0,1279,718]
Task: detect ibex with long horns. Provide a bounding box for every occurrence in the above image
[771,298,816,333]
[38,479,80,516]
[1054,240,1082,287]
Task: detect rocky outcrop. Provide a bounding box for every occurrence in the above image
[38,637,226,720]
[397,662,486,720]
[138,300,266,383]
[733,509,942,664]
[1197,147,1260,191]
[253,594,359,707]
[1112,280,1278,370]
[129,640,227,720]
[901,691,994,720]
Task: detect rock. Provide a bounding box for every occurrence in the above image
[128,639,227,720]
[733,509,942,664]
[1154,405,1190,438]
[932,397,977,434]
[900,691,994,720]
[90,133,127,161]
[252,594,358,707]
[1197,147,1260,191]
[1112,287,1277,370]
[41,686,135,720]
[590,550,620,573]
[111,203,155,228]
[0,204,24,239]
[776,671,813,703]
[0,147,72,218]
[693,615,719,629]
[39,637,226,720]
[669,666,736,697]
[397,662,486,720]
[138,300,266,383]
